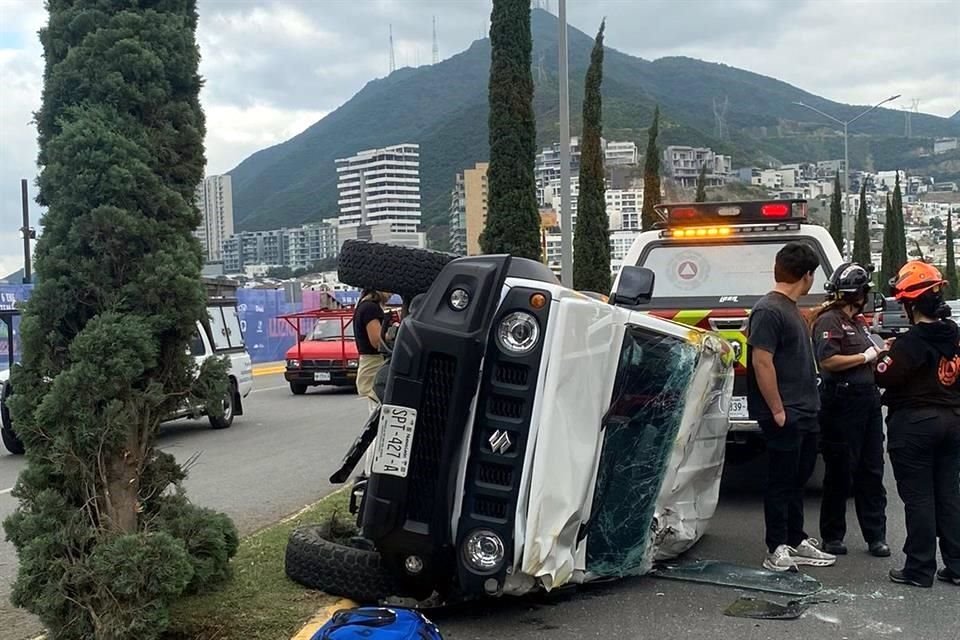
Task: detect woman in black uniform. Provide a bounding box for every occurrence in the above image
[811,263,889,558]
[876,260,960,588]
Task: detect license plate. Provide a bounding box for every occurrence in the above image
[314,371,331,382]
[372,405,417,478]
[729,396,749,419]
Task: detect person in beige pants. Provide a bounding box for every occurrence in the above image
[353,289,391,472]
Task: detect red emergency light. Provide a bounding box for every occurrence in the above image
[656,199,807,227]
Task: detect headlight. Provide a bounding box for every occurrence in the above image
[462,529,505,573]
[496,312,540,355]
[287,359,300,369]
[346,359,359,368]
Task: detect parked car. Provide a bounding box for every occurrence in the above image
[1,279,253,455]
[284,241,735,605]
[872,297,912,338]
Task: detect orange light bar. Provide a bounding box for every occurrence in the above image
[670,226,731,238]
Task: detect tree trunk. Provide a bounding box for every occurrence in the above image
[102,428,141,533]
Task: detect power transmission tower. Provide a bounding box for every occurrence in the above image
[713,96,729,139]
[432,16,439,64]
[389,24,396,73]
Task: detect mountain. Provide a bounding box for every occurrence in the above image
[229,8,960,234]
[952,109,960,121]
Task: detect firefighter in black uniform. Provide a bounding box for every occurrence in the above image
[876,260,960,588]
[811,263,889,558]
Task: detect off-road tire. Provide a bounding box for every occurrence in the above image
[285,523,399,603]
[208,381,236,429]
[337,240,456,297]
[290,382,308,395]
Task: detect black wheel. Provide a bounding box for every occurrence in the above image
[337,240,456,298]
[1,383,24,455]
[208,381,236,429]
[1,426,24,455]
[285,521,399,603]
[290,382,308,395]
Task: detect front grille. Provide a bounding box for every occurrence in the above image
[477,462,513,488]
[302,359,340,368]
[488,395,523,420]
[494,363,529,387]
[474,496,508,521]
[406,354,456,522]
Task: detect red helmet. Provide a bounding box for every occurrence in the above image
[891,261,947,301]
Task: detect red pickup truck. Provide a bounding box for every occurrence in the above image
[282,309,360,395]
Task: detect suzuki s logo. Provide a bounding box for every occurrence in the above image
[719,296,740,303]
[489,430,513,455]
[730,341,743,361]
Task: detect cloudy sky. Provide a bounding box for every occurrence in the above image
[0,0,957,276]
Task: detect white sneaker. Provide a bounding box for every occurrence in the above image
[763,544,799,573]
[790,538,837,567]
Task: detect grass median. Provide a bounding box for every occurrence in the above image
[162,488,351,640]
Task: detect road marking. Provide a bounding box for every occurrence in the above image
[253,362,286,377]
[251,384,289,394]
[1,487,13,496]
[291,598,358,640]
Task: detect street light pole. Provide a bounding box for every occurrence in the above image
[557,0,572,286]
[793,95,900,257]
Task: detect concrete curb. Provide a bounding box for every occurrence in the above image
[290,597,359,640]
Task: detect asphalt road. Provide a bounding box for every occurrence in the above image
[1,376,958,640]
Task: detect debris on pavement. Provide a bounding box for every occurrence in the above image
[650,559,823,596]
[723,596,810,620]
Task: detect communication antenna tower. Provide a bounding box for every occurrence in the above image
[389,24,396,74]
[432,16,439,64]
[713,96,729,140]
[903,98,920,138]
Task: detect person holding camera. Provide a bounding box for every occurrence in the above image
[876,261,960,588]
[810,263,889,558]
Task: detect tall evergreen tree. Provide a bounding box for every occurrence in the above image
[891,172,908,269]
[573,21,610,293]
[880,195,899,295]
[852,181,871,266]
[480,0,541,259]
[946,211,958,298]
[694,162,707,202]
[641,106,662,230]
[829,170,843,252]
[3,3,237,638]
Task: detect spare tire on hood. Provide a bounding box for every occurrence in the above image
[337,240,456,299]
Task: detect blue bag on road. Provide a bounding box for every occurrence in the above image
[312,607,443,640]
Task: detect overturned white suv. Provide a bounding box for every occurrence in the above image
[285,242,736,604]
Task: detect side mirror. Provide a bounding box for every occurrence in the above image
[612,267,656,307]
[298,334,307,342]
[871,292,886,312]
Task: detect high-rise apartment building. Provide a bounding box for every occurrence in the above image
[662,146,732,188]
[195,174,234,262]
[221,222,339,274]
[336,144,424,248]
[449,162,489,256]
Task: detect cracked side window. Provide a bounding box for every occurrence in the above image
[586,326,698,577]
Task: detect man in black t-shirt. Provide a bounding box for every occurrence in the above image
[747,242,837,572]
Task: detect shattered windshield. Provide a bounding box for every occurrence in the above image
[586,326,698,577]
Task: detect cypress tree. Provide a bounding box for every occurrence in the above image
[573,21,610,293]
[880,195,898,295]
[946,211,958,298]
[641,106,662,230]
[480,0,541,259]
[891,172,908,269]
[852,181,871,266]
[694,162,707,202]
[829,170,843,252]
[3,3,237,638]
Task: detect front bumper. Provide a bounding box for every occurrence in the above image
[285,367,357,386]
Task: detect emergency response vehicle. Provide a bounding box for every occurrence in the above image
[612,200,845,464]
